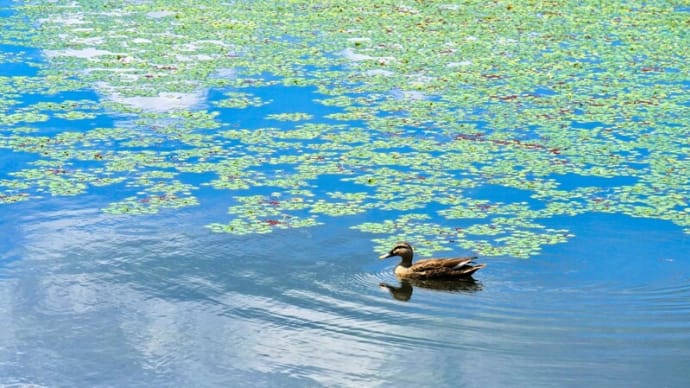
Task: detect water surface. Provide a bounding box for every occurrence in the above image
[2,196,689,387]
[1,1,689,386]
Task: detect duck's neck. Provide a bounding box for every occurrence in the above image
[397,252,414,268]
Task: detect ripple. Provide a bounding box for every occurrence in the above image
[2,203,690,387]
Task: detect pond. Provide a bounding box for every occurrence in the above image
[1,1,689,386]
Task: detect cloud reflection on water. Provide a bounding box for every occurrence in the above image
[2,203,690,387]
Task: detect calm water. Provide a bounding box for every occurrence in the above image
[2,1,690,387]
[2,188,690,387]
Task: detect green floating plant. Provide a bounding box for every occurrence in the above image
[103,194,199,215]
[100,176,198,214]
[266,112,314,122]
[0,0,687,258]
[309,198,370,217]
[208,194,321,234]
[0,192,30,204]
[213,91,270,109]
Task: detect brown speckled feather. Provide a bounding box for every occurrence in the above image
[409,257,477,271]
[405,258,485,280]
[382,242,485,280]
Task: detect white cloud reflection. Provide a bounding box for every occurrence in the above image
[3,205,684,387]
[1,207,406,386]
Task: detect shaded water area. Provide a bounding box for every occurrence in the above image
[1,1,690,386]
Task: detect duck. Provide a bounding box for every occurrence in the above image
[379,242,485,280]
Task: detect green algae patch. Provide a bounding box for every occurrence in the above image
[0,0,688,258]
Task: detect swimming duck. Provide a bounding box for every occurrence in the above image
[379,242,485,280]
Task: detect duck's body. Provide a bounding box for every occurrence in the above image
[380,242,485,280]
[394,257,484,279]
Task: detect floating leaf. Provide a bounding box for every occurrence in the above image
[0,0,687,259]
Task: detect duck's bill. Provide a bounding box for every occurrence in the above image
[379,252,394,259]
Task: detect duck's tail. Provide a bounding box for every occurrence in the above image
[459,263,485,277]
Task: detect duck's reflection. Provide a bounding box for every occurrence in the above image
[379,279,483,301]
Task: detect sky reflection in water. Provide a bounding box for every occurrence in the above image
[1,0,689,386]
[1,198,689,386]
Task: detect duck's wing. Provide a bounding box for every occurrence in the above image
[409,257,485,279]
[410,257,478,271]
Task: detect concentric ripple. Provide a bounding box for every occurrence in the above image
[2,201,689,386]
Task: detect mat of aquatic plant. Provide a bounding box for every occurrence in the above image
[0,0,687,258]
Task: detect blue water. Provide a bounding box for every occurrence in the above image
[2,4,690,388]
[2,196,689,387]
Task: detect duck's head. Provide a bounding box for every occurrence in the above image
[379,242,414,261]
